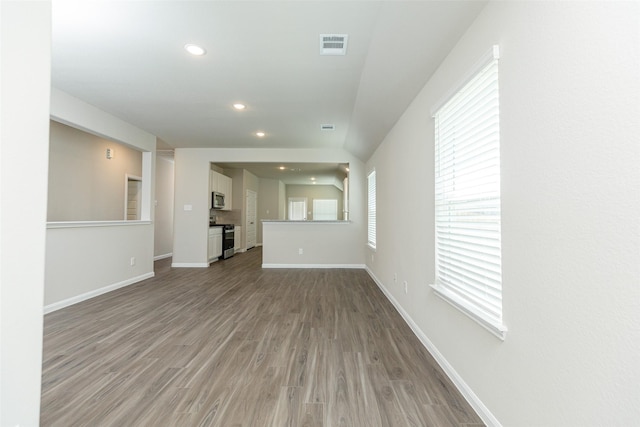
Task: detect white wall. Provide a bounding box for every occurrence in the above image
[45,89,157,311]
[263,222,363,267]
[45,223,154,308]
[172,148,366,267]
[0,1,51,425]
[366,2,640,425]
[154,154,174,258]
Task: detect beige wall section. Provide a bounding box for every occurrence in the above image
[257,178,283,244]
[365,2,640,425]
[48,120,142,221]
[45,223,153,306]
[154,154,174,258]
[285,184,344,220]
[262,222,363,267]
[46,89,156,311]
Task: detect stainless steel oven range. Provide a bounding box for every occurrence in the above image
[221,224,235,259]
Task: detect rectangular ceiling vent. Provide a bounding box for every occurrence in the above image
[321,124,336,131]
[320,34,348,55]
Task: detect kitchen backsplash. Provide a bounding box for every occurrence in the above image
[211,209,241,225]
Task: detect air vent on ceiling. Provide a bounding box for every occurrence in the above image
[319,34,348,55]
[321,124,336,131]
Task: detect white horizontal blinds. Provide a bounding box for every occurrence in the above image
[434,54,502,325]
[313,199,338,220]
[367,171,376,248]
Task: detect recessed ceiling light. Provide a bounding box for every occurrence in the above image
[256,132,265,138]
[310,177,316,181]
[233,103,246,110]
[279,166,286,170]
[184,44,206,56]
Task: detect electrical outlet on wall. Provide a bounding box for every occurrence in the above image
[298,248,303,255]
[130,257,136,266]
[403,280,408,294]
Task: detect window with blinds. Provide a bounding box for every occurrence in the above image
[367,170,376,249]
[312,199,338,220]
[432,46,506,339]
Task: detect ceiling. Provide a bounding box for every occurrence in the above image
[51,0,487,161]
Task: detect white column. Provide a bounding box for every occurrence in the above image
[0,1,51,425]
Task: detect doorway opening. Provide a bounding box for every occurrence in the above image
[125,175,142,220]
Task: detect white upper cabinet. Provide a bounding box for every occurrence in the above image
[209,170,233,211]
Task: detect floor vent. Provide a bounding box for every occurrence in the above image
[321,124,336,131]
[319,34,348,55]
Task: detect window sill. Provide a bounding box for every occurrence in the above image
[430,284,507,340]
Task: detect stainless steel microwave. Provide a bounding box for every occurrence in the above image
[212,191,225,209]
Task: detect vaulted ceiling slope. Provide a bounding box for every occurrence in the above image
[52,1,487,161]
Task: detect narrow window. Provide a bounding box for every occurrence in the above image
[288,197,307,220]
[432,46,506,339]
[367,170,376,249]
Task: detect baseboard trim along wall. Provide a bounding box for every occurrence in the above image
[44,272,155,314]
[262,263,367,269]
[154,253,172,261]
[365,267,502,427]
[171,262,210,268]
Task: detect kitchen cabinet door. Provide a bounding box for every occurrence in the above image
[234,225,243,251]
[208,233,215,260]
[212,233,223,259]
[220,175,232,210]
[209,227,223,261]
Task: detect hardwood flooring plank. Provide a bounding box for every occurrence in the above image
[367,363,411,427]
[300,403,324,427]
[324,339,354,427]
[40,248,484,426]
[270,386,302,427]
[300,339,326,406]
[343,351,384,427]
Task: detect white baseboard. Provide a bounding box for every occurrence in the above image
[262,263,366,269]
[154,253,172,261]
[365,267,502,427]
[44,272,155,314]
[171,262,209,268]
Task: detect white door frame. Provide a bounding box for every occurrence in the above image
[124,174,142,220]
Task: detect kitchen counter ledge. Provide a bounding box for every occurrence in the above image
[262,220,351,224]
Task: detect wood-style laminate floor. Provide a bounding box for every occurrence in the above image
[41,248,484,427]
